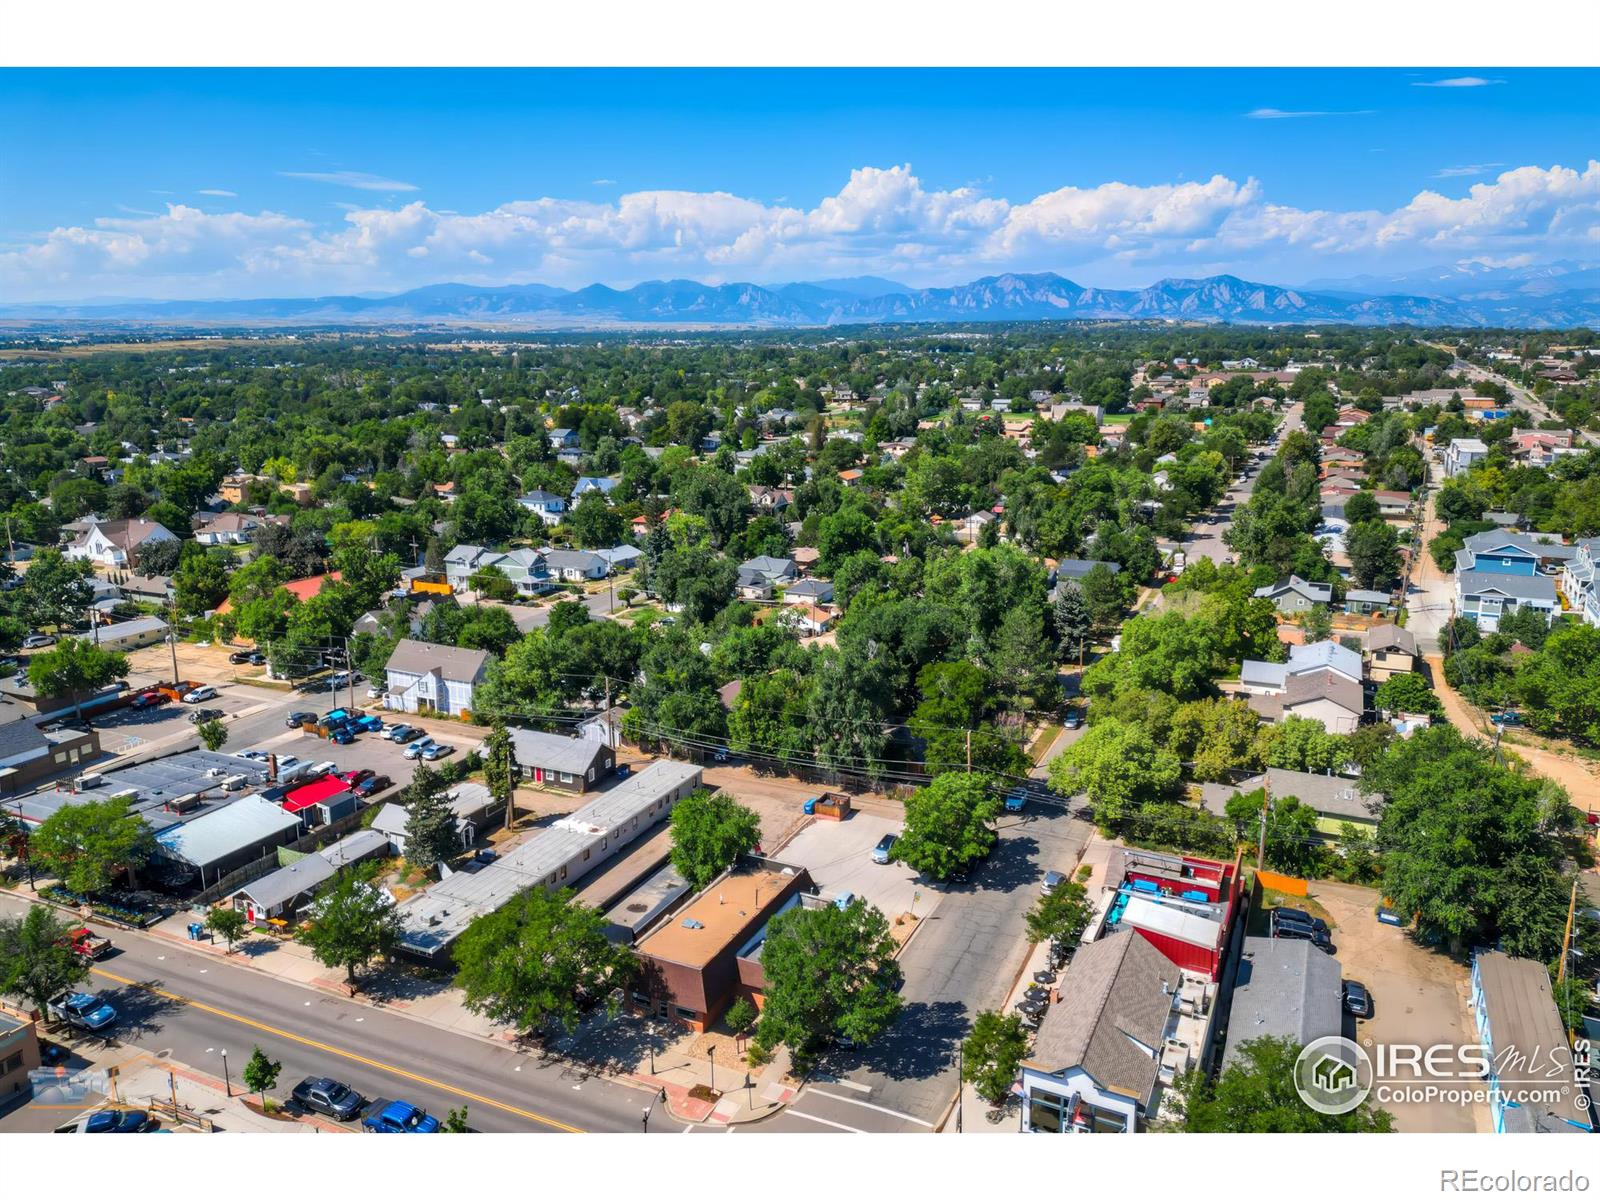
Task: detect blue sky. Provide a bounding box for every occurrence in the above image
[2,68,1597,300]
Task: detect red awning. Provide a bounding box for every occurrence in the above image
[282,775,351,813]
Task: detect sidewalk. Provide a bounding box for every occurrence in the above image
[626,1035,797,1126]
[144,913,503,1040]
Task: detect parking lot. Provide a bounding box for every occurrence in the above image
[1274,881,1487,1134]
[777,811,932,922]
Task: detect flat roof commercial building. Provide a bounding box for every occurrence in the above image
[632,860,814,1031]
[394,760,702,958]
[1470,950,1594,1133]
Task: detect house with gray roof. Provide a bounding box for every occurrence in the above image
[543,548,610,581]
[1471,950,1595,1133]
[1253,574,1334,615]
[228,828,388,922]
[507,728,615,793]
[153,794,302,889]
[1364,623,1418,681]
[1019,930,1184,1133]
[1454,568,1557,633]
[1201,768,1380,838]
[739,556,797,586]
[516,489,567,526]
[382,639,491,717]
[783,578,834,606]
[571,476,619,501]
[1222,937,1343,1069]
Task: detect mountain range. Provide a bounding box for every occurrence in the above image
[5,266,1599,328]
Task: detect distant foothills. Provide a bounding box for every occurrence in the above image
[7,262,1600,329]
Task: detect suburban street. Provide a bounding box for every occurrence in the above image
[1179,400,1303,569]
[0,891,662,1133]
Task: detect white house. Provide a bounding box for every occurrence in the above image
[382,639,491,717]
[516,490,567,527]
[64,518,177,568]
[543,549,610,582]
[1558,538,1600,629]
[192,511,271,546]
[1445,438,1489,478]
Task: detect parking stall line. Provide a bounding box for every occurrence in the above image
[805,1089,934,1127]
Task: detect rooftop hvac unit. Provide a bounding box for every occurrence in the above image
[165,793,205,814]
[74,773,105,790]
[220,774,248,792]
[206,768,225,778]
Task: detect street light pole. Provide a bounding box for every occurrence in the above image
[956,1041,963,1133]
[708,1044,716,1093]
[220,1049,230,1098]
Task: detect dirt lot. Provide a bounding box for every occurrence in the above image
[689,762,904,852]
[1299,880,1489,1133]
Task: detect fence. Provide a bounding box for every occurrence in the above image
[1253,867,1309,897]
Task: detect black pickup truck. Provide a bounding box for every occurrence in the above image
[289,1076,366,1121]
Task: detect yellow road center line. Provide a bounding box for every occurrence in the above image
[91,966,584,1133]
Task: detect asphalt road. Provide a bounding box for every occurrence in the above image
[789,802,1094,1132]
[0,892,657,1133]
[1179,401,1303,569]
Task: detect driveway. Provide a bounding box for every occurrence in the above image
[800,803,1094,1129]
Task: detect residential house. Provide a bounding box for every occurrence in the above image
[1445,438,1489,478]
[837,469,865,487]
[382,639,491,717]
[747,485,793,512]
[1364,623,1418,681]
[1470,951,1595,1133]
[444,544,551,595]
[1342,589,1393,616]
[596,545,642,574]
[516,489,567,527]
[1240,641,1365,734]
[782,578,834,606]
[1459,529,1576,576]
[1203,768,1380,840]
[1252,574,1333,615]
[1558,538,1600,629]
[785,605,837,636]
[1221,937,1343,1068]
[64,518,177,568]
[952,509,998,545]
[1455,569,1558,632]
[790,547,821,575]
[119,574,174,603]
[69,616,169,653]
[215,570,341,617]
[543,549,610,582]
[738,556,797,588]
[1019,930,1202,1133]
[506,728,615,793]
[192,511,272,545]
[571,476,619,502]
[548,427,581,451]
[229,828,388,923]
[370,783,504,858]
[1372,491,1412,518]
[1051,559,1121,597]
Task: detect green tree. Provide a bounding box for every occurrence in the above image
[301,871,403,991]
[1342,491,1381,525]
[401,766,460,874]
[196,718,229,752]
[725,995,758,1044]
[242,1045,281,1109]
[205,906,248,953]
[962,1011,1030,1105]
[18,549,96,628]
[30,795,157,895]
[754,898,903,1057]
[482,723,514,828]
[892,772,1001,881]
[1052,582,1093,661]
[1346,519,1401,590]
[452,887,634,1034]
[1263,715,1348,774]
[668,789,762,891]
[1048,717,1181,823]
[1176,1036,1394,1132]
[468,564,518,602]
[1301,603,1334,643]
[1025,870,1095,945]
[1373,672,1443,717]
[173,547,232,617]
[442,1105,471,1133]
[456,605,521,657]
[0,905,90,1021]
[566,491,625,548]
[27,639,129,721]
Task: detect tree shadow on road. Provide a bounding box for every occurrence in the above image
[98,978,184,1045]
[822,998,967,1083]
[968,833,1041,894]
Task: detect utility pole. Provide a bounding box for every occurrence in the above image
[166,601,180,683]
[965,729,972,773]
[344,636,356,711]
[1555,878,1579,986]
[1255,776,1271,870]
[956,1040,964,1133]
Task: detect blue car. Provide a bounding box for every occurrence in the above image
[1004,790,1028,813]
[50,991,117,1032]
[330,727,356,745]
[363,1100,440,1133]
[354,714,384,733]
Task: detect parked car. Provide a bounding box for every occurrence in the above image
[1490,710,1523,726]
[354,774,392,797]
[341,769,375,787]
[286,711,317,728]
[362,1099,440,1133]
[404,738,437,760]
[129,691,169,710]
[421,742,454,761]
[354,714,384,733]
[22,633,56,649]
[1343,980,1373,1019]
[1273,908,1331,939]
[48,991,117,1032]
[236,749,269,762]
[246,651,267,666]
[308,760,338,778]
[1270,910,1331,949]
[182,685,218,704]
[188,707,224,723]
[1041,870,1066,894]
[1003,789,1028,813]
[387,724,421,744]
[330,726,356,745]
[82,1108,154,1133]
[1063,708,1082,730]
[228,650,255,664]
[871,834,898,864]
[290,1076,366,1121]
